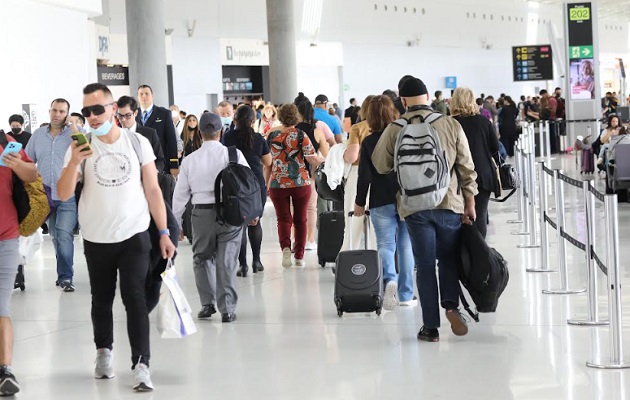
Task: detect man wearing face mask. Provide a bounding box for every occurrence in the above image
[7,115,31,147]
[216,101,235,135]
[25,99,82,292]
[57,83,176,392]
[135,85,179,177]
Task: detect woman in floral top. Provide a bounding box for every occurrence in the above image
[265,104,323,267]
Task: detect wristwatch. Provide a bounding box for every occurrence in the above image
[158,229,170,237]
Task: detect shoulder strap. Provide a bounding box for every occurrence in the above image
[228,145,237,164]
[392,118,408,128]
[424,113,442,124]
[126,130,143,165]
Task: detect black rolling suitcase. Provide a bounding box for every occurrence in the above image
[317,204,344,267]
[334,212,383,317]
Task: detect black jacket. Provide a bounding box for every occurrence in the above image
[136,125,165,172]
[136,105,178,173]
[453,115,501,196]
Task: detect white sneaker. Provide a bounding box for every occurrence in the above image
[399,297,419,308]
[94,348,115,379]
[132,362,153,392]
[295,259,305,266]
[382,281,399,311]
[282,248,292,268]
[305,241,317,250]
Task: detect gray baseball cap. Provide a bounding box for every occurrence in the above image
[199,112,222,134]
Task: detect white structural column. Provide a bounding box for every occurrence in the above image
[125,0,169,106]
[266,0,298,104]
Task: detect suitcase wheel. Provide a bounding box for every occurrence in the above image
[376,308,381,316]
[319,258,325,268]
[337,310,343,317]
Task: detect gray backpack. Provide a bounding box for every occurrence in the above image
[393,113,450,212]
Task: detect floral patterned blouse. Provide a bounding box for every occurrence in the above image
[267,127,315,189]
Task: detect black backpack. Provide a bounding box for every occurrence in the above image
[459,224,510,319]
[214,146,262,226]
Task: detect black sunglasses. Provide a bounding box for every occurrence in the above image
[81,102,114,118]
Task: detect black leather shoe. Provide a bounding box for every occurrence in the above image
[417,326,439,342]
[197,304,217,319]
[221,313,237,323]
[252,261,264,273]
[236,265,248,277]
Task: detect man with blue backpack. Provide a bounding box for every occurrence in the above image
[372,76,478,343]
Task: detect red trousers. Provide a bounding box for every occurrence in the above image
[269,185,311,259]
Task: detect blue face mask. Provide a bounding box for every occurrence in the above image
[87,119,113,136]
[221,117,233,127]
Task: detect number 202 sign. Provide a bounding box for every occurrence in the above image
[570,7,590,21]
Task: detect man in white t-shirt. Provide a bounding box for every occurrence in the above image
[57,83,175,393]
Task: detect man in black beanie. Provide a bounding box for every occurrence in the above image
[372,75,478,343]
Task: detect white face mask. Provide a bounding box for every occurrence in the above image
[171,110,179,119]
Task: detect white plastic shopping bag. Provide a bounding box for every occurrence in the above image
[19,230,43,265]
[157,260,197,339]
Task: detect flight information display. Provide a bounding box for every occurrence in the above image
[512,45,554,82]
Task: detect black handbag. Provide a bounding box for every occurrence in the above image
[491,156,520,203]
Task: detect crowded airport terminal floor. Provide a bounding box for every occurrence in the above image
[8,154,630,399]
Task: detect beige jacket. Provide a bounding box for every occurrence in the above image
[372,108,478,218]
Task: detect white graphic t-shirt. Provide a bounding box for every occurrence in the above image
[64,129,156,243]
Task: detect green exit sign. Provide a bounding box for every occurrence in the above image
[569,7,590,21]
[569,45,593,59]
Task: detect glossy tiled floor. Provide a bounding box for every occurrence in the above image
[10,154,630,399]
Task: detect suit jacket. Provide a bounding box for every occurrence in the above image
[136,125,165,172]
[137,105,178,172]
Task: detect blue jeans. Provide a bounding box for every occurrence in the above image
[370,204,415,302]
[405,209,462,329]
[48,199,77,282]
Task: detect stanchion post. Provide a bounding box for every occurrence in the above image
[508,139,524,224]
[587,195,630,369]
[568,183,608,325]
[527,162,557,272]
[542,170,586,295]
[544,120,553,163]
[519,128,539,248]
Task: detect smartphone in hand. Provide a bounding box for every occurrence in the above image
[0,141,23,167]
[71,132,91,152]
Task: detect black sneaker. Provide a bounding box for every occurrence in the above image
[417,326,439,342]
[197,304,217,319]
[445,309,469,336]
[60,281,75,292]
[0,367,20,396]
[221,313,237,323]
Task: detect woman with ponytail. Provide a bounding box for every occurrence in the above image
[223,105,272,276]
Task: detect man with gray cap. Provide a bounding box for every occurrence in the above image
[172,112,250,323]
[372,76,478,343]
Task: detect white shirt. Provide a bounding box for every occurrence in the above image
[175,119,184,135]
[172,141,250,226]
[63,129,156,243]
[129,122,138,132]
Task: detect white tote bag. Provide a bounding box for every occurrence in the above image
[157,260,197,339]
[19,230,43,265]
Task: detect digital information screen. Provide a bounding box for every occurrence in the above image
[512,45,554,82]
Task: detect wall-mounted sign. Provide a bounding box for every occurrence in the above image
[567,3,595,100]
[222,66,263,94]
[445,76,457,89]
[21,104,36,132]
[220,39,269,66]
[512,45,554,81]
[97,65,129,86]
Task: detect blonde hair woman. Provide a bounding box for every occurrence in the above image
[450,87,501,238]
[254,104,281,137]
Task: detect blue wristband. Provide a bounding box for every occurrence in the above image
[158,229,170,237]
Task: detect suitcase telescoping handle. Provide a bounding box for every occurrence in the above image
[347,211,371,251]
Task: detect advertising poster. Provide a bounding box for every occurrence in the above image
[570,58,595,100]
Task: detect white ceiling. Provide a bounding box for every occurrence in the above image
[524,0,630,20]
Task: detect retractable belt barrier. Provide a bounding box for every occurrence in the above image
[509,128,629,368]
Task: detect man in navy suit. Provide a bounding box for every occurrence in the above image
[136,85,179,176]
